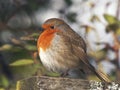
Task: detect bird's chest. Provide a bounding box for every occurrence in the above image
[39,34,66,72]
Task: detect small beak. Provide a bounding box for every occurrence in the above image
[38,27,44,32]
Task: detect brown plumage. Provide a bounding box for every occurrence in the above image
[37,18,111,83]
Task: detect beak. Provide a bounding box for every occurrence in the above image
[38,27,44,32]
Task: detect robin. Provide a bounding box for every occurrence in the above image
[37,18,111,83]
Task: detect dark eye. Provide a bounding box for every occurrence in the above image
[50,26,54,29]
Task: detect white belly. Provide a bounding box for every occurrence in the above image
[40,48,62,72]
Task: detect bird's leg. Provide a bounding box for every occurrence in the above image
[32,51,38,63]
[60,69,69,77]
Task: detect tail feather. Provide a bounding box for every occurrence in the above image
[83,57,111,83]
[94,69,111,83]
[84,59,111,83]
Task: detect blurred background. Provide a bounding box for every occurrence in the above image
[0,0,120,89]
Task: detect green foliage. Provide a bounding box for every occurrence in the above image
[0,88,5,90]
[24,44,37,51]
[66,12,77,23]
[104,14,120,35]
[0,75,9,88]
[11,64,42,80]
[31,33,39,38]
[89,49,106,60]
[0,32,41,90]
[104,14,118,24]
[90,15,101,22]
[106,23,120,32]
[10,59,34,66]
[46,72,60,77]
[0,44,24,53]
[0,44,13,51]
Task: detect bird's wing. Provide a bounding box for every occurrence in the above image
[57,31,111,83]
[62,27,87,53]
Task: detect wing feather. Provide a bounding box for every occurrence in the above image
[57,31,111,83]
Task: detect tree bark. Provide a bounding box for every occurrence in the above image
[16,76,90,90]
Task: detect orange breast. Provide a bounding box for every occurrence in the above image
[37,29,60,51]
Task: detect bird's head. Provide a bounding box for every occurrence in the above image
[37,18,68,51]
[41,18,70,32]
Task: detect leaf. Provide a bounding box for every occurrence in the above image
[115,28,120,35]
[20,33,39,41]
[90,15,101,22]
[104,14,118,24]
[0,88,5,90]
[10,63,44,80]
[0,75,9,88]
[46,72,60,77]
[0,44,13,51]
[106,23,119,32]
[89,50,106,60]
[24,44,37,51]
[10,59,34,66]
[0,44,23,52]
[31,33,39,37]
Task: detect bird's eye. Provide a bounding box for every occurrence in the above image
[50,26,54,29]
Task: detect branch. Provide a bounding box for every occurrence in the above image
[16,76,90,90]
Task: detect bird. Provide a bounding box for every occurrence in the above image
[37,18,111,83]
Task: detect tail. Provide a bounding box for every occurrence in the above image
[92,68,111,83]
[84,60,111,83]
[82,58,111,83]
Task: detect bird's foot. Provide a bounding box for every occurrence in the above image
[60,70,69,77]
